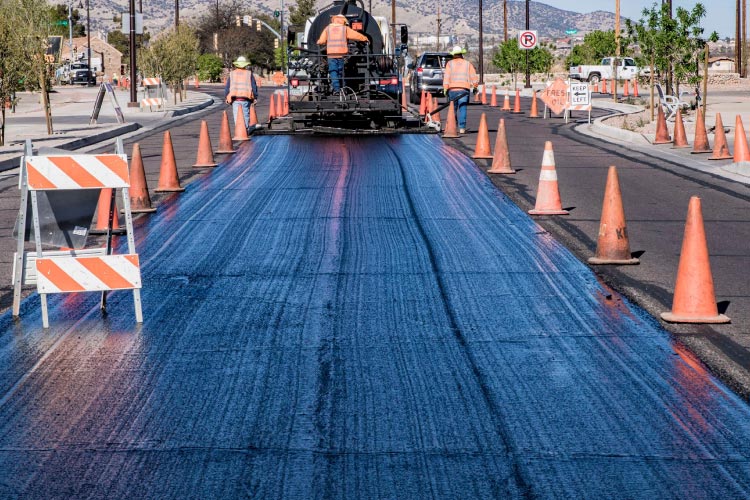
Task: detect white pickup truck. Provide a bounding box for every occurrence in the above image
[569,57,645,84]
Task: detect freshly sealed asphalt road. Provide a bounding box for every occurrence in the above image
[2,134,750,498]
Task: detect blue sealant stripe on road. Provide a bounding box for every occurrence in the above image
[0,135,749,498]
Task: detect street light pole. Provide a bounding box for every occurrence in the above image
[478,0,484,84]
[128,0,138,106]
[525,0,530,88]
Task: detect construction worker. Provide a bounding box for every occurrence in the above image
[443,45,479,134]
[224,56,258,132]
[317,14,369,93]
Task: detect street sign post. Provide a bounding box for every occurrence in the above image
[518,30,538,50]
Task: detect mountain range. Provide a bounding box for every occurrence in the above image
[83,0,618,41]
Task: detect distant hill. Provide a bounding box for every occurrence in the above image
[84,0,617,41]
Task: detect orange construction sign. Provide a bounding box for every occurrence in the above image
[541,78,568,115]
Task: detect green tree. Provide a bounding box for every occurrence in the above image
[0,0,51,145]
[289,0,316,27]
[627,3,716,95]
[197,53,224,82]
[141,25,199,104]
[566,30,618,67]
[492,39,554,86]
[48,4,85,38]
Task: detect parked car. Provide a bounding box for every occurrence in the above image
[408,52,453,104]
[569,57,647,84]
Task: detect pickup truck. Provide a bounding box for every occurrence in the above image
[569,57,645,84]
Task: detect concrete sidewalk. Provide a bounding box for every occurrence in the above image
[0,83,215,170]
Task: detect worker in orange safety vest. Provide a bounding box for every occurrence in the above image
[224,56,259,133]
[317,14,369,93]
[443,46,479,134]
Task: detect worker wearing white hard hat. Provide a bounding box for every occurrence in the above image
[225,56,259,133]
[443,45,478,134]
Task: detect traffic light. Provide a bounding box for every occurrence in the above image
[256,20,261,31]
[235,15,241,27]
[274,38,279,49]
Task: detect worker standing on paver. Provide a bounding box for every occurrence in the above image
[443,46,479,134]
[316,14,369,94]
[224,56,258,132]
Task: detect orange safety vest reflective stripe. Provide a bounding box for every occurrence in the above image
[443,59,477,90]
[326,25,349,56]
[228,69,254,99]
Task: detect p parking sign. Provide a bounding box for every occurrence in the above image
[518,30,538,50]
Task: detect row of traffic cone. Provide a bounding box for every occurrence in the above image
[92,108,253,232]
[595,78,639,98]
[468,114,728,325]
[653,107,745,162]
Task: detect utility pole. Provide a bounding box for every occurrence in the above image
[479,0,484,84]
[436,6,441,51]
[614,0,620,102]
[84,0,92,85]
[392,0,396,53]
[175,0,179,27]
[503,0,508,42]
[734,0,742,78]
[743,0,747,77]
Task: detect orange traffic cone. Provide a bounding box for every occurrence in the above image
[661,196,730,324]
[691,108,711,154]
[154,131,185,192]
[529,91,539,118]
[424,95,433,123]
[419,90,428,115]
[216,110,236,154]
[601,79,608,94]
[91,188,126,234]
[610,79,616,96]
[672,109,690,148]
[709,113,732,160]
[633,78,639,97]
[487,119,515,174]
[472,113,493,159]
[249,103,259,128]
[194,75,200,89]
[529,141,569,215]
[623,79,629,97]
[443,101,459,138]
[283,91,289,116]
[431,96,441,126]
[588,166,639,265]
[733,115,750,163]
[490,86,498,107]
[481,85,487,105]
[127,143,156,213]
[511,88,522,114]
[268,94,277,122]
[474,86,481,102]
[593,81,600,93]
[232,107,249,141]
[653,106,671,144]
[501,89,511,111]
[193,120,218,167]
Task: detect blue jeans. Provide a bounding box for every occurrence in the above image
[232,100,250,131]
[328,57,345,92]
[447,89,470,130]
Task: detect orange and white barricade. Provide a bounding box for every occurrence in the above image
[12,138,143,328]
[140,77,166,112]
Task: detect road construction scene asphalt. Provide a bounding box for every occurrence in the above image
[0,85,749,498]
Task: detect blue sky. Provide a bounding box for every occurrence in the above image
[546,0,735,37]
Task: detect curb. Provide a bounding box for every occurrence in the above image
[0,95,214,172]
